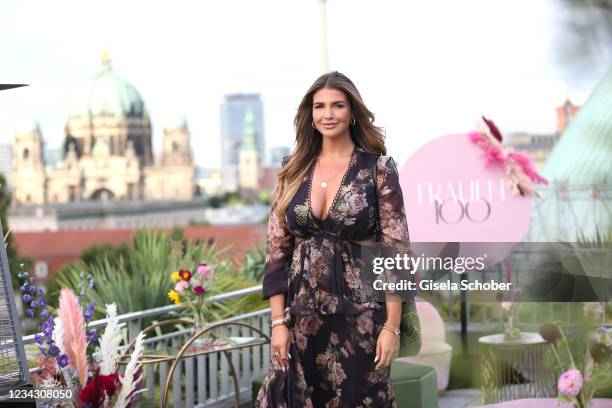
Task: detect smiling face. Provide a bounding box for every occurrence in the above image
[312,87,352,139]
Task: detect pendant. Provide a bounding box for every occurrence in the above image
[320,181,328,188]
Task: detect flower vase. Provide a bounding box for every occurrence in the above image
[189,310,212,352]
[504,314,521,341]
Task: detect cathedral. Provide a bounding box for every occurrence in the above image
[10,53,195,205]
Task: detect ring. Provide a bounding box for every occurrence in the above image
[273,352,280,356]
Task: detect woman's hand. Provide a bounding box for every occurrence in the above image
[374,328,400,370]
[271,324,291,371]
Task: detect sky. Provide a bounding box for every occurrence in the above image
[0,0,610,169]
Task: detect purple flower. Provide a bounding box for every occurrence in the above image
[38,299,46,308]
[25,309,34,318]
[558,368,583,398]
[19,285,26,293]
[22,272,29,278]
[36,288,44,296]
[34,333,43,345]
[47,345,60,358]
[86,330,98,342]
[27,285,35,293]
[22,294,32,303]
[41,321,54,337]
[84,303,95,320]
[46,339,54,345]
[40,309,49,318]
[57,354,68,368]
[30,300,38,308]
[29,277,34,283]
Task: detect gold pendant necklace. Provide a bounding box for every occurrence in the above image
[317,151,353,189]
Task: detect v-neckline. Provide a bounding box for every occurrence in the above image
[307,146,357,223]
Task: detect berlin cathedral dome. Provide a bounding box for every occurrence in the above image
[11,52,195,205]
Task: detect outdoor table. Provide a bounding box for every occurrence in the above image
[479,332,557,404]
[119,320,270,408]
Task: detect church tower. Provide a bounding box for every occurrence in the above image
[238,108,260,197]
[10,123,46,204]
[161,118,192,166]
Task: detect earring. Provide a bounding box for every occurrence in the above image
[312,121,316,129]
[351,117,356,126]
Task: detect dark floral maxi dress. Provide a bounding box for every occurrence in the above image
[256,146,411,408]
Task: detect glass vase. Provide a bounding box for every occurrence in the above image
[504,314,521,341]
[189,309,212,352]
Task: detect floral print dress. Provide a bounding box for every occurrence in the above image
[256,146,411,408]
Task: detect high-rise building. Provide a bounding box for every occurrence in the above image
[269,146,291,167]
[220,94,265,192]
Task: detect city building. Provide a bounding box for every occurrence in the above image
[0,143,12,180]
[507,97,581,172]
[269,146,291,167]
[220,93,265,192]
[238,108,261,198]
[8,199,269,232]
[9,53,195,205]
[12,224,266,280]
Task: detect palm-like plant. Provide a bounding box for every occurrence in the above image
[54,230,267,323]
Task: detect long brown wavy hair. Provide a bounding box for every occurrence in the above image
[274,71,387,226]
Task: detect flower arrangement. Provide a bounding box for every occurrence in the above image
[18,270,146,408]
[469,116,548,197]
[167,262,216,334]
[539,302,612,408]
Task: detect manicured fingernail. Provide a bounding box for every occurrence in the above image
[374,356,379,363]
[288,353,292,359]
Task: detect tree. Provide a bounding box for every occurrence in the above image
[0,173,29,288]
[555,0,612,77]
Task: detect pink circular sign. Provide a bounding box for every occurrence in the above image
[399,134,533,267]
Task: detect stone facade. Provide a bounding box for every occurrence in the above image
[10,54,195,205]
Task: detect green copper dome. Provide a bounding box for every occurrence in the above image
[531,65,612,240]
[87,52,147,118]
[543,66,612,184]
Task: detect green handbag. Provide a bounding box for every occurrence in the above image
[372,159,422,357]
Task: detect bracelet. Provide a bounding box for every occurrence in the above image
[270,319,287,329]
[382,324,400,336]
[270,314,284,320]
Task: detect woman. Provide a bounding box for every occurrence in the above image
[256,71,411,408]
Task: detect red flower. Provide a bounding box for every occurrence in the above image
[79,373,120,406]
[179,269,192,281]
[193,285,206,295]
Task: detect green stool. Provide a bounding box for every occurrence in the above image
[252,361,437,407]
[390,360,438,408]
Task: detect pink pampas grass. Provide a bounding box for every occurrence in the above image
[57,288,89,388]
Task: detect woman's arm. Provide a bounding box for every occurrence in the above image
[376,155,411,323]
[375,155,411,368]
[262,160,295,303]
[263,158,295,371]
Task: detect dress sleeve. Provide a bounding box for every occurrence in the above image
[375,155,410,247]
[262,157,295,300]
[375,155,412,297]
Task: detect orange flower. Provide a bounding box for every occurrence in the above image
[179,269,192,281]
